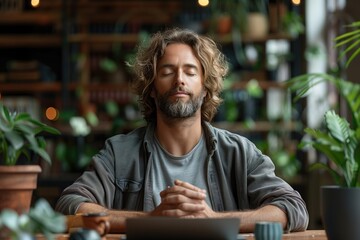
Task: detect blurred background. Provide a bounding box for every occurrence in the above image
[0,0,359,230]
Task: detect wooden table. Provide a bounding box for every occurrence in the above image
[37,230,327,240]
[243,230,327,239]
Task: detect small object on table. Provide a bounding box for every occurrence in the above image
[254,221,283,240]
[69,228,101,240]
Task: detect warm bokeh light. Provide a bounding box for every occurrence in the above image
[198,0,209,7]
[31,0,40,8]
[292,0,301,5]
[45,107,59,121]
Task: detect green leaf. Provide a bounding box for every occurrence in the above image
[346,47,360,68]
[346,160,359,187]
[29,145,51,164]
[15,124,34,135]
[309,162,343,185]
[38,124,61,135]
[325,111,352,143]
[14,112,31,122]
[311,142,344,168]
[0,105,13,132]
[4,131,24,150]
[0,119,12,132]
[37,136,46,149]
[0,209,20,231]
[105,101,119,117]
[337,38,360,63]
[0,104,12,123]
[29,199,67,233]
[287,73,337,102]
[25,133,37,149]
[337,81,360,128]
[99,58,118,73]
[304,128,342,148]
[334,26,360,42]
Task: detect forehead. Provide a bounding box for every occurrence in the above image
[158,43,201,67]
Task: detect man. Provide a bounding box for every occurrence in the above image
[55,28,309,233]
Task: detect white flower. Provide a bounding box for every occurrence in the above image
[70,117,91,136]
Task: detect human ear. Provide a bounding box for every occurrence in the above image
[202,88,207,98]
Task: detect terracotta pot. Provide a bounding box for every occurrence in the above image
[216,14,232,35]
[0,165,41,214]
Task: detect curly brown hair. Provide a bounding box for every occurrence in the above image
[131,28,229,123]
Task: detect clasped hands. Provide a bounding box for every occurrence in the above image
[150,179,217,218]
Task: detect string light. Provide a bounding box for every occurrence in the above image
[31,0,40,8]
[292,0,301,5]
[198,0,209,7]
[45,107,59,121]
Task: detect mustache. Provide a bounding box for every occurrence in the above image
[166,86,193,96]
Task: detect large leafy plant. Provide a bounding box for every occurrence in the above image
[0,104,60,165]
[287,21,360,187]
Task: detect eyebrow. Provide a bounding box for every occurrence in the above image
[159,63,199,71]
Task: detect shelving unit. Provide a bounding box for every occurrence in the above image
[0,1,306,187]
[0,3,63,118]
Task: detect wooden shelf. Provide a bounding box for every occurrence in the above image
[0,82,63,92]
[0,82,131,93]
[214,32,293,44]
[40,0,180,9]
[0,35,61,47]
[67,32,294,46]
[212,121,302,133]
[0,12,61,24]
[68,34,140,44]
[83,83,130,91]
[0,82,78,93]
[51,120,145,136]
[230,80,287,90]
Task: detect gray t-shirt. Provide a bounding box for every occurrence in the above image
[149,132,210,209]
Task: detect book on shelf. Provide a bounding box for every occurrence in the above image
[6,60,41,82]
[6,70,41,82]
[7,60,39,71]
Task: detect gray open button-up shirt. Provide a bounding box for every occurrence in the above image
[55,122,309,232]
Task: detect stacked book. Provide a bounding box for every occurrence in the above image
[6,60,41,82]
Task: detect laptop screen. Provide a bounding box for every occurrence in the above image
[126,217,241,240]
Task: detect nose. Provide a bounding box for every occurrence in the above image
[174,70,185,86]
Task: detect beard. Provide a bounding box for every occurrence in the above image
[154,87,205,119]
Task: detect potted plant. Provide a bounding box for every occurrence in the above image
[287,21,360,240]
[280,11,305,38]
[0,103,60,214]
[0,198,66,240]
[245,0,268,39]
[208,0,246,36]
[208,0,268,39]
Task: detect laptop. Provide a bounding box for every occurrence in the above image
[125,217,242,240]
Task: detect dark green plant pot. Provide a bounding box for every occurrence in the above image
[321,186,360,240]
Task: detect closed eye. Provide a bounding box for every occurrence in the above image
[162,72,174,76]
[186,73,196,77]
